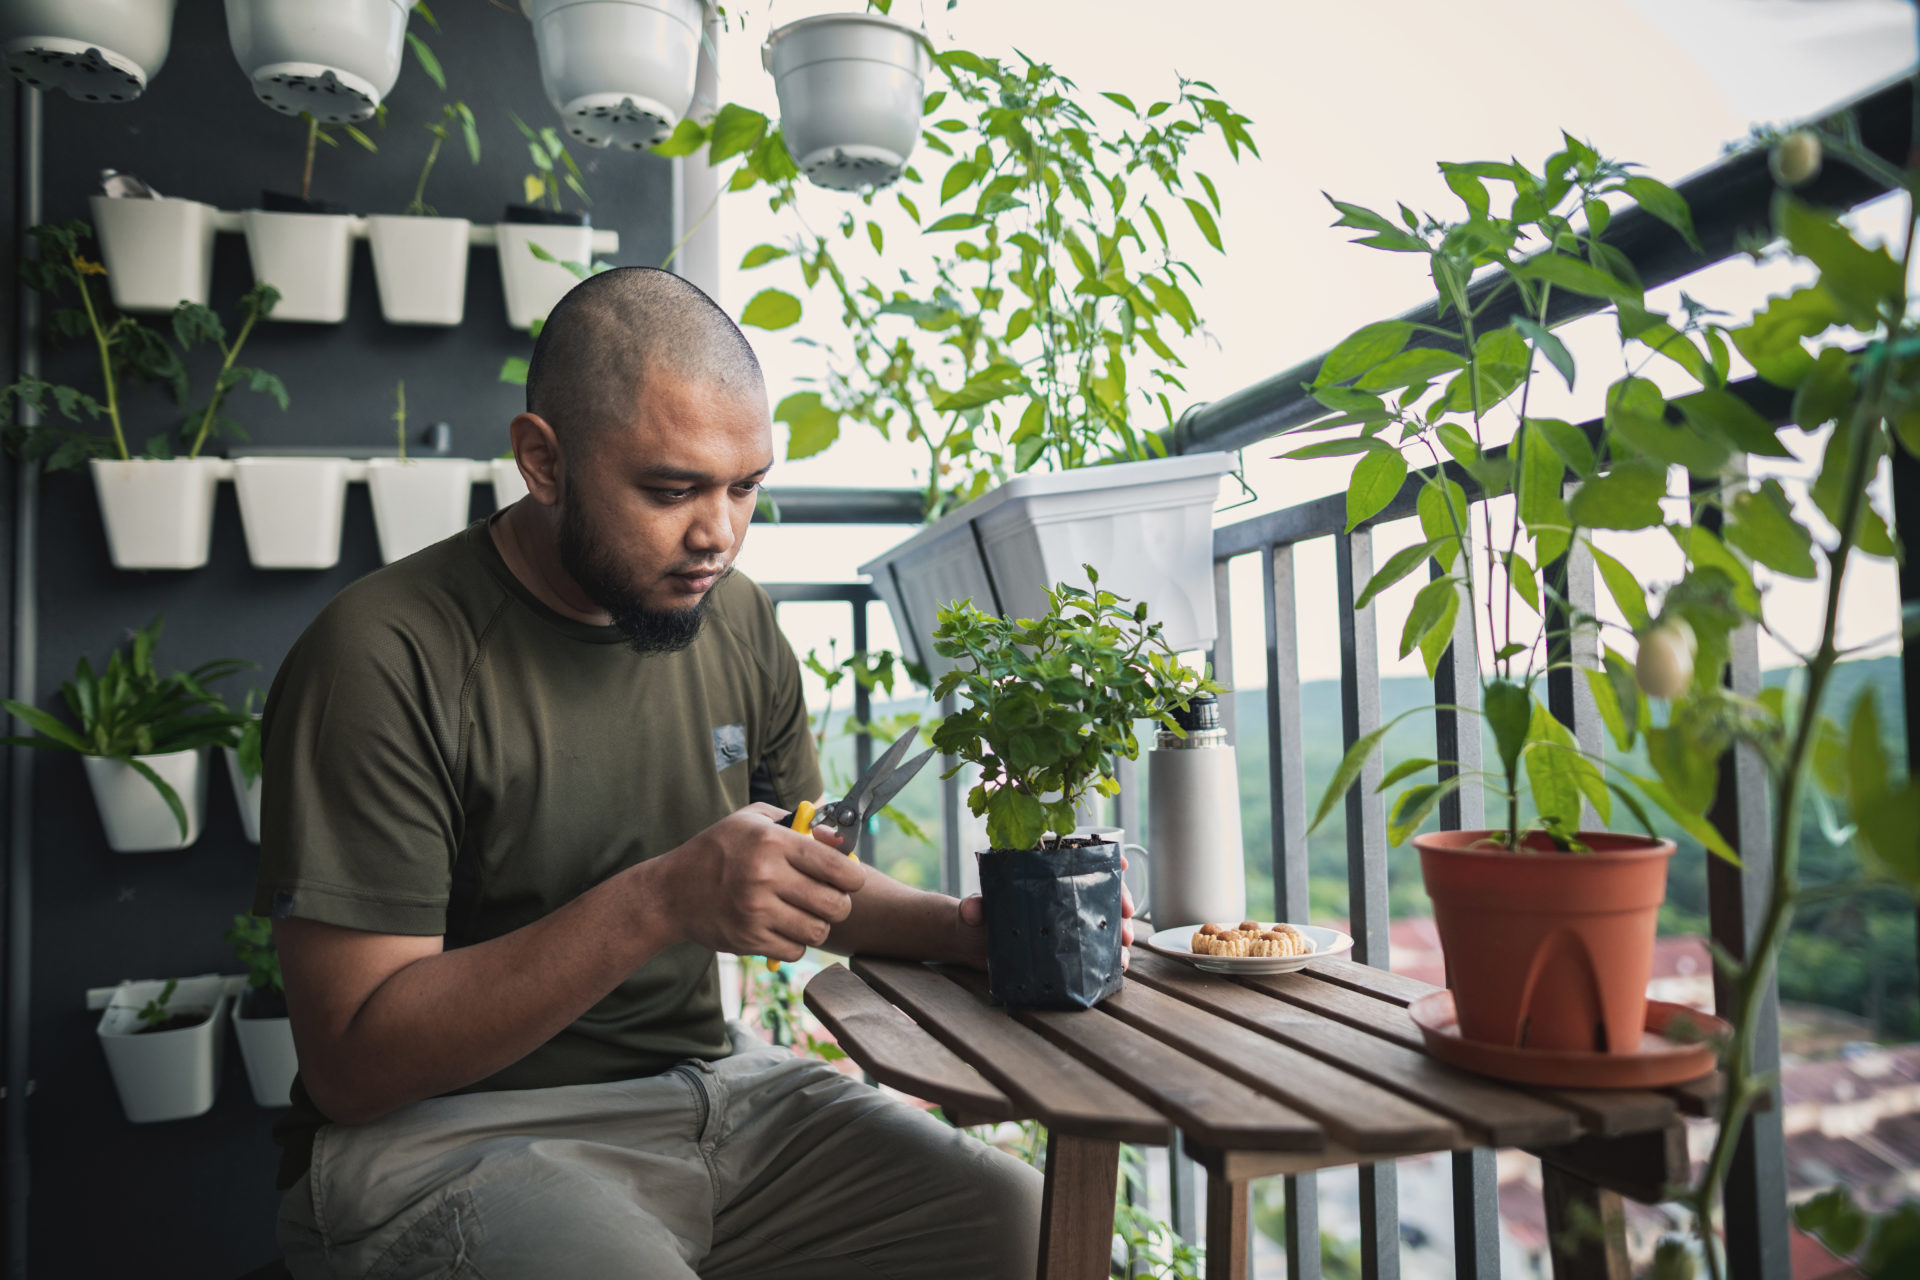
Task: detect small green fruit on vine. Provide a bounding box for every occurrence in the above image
[1635,619,1697,699]
[1769,130,1822,187]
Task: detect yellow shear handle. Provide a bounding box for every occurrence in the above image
[767,802,820,971]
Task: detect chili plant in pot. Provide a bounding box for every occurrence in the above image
[225,913,297,1107]
[496,114,594,331]
[930,567,1215,1010]
[0,617,249,852]
[367,380,475,563]
[368,5,481,326]
[96,974,232,1123]
[1301,137,1768,1065]
[244,106,381,323]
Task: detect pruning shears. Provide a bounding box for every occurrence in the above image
[763,726,935,972]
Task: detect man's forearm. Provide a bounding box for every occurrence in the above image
[822,863,985,967]
[283,859,678,1125]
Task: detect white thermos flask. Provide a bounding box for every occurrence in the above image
[1146,692,1246,928]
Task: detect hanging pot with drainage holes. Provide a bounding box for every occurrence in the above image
[978,838,1125,1011]
[763,12,932,192]
[224,0,417,124]
[0,0,176,103]
[525,0,704,152]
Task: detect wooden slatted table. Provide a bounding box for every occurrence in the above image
[805,950,1719,1280]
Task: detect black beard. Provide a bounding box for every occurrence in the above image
[557,480,722,655]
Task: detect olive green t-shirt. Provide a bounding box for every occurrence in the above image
[253,518,820,1186]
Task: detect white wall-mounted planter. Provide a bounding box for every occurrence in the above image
[764,13,931,191]
[0,0,175,103]
[232,456,349,569]
[495,221,593,331]
[231,994,296,1107]
[224,742,261,845]
[224,0,416,123]
[89,195,217,313]
[90,456,221,570]
[367,214,470,326]
[367,458,474,563]
[490,457,529,509]
[526,0,703,151]
[96,976,228,1123]
[243,210,355,323]
[859,453,1235,680]
[84,748,208,853]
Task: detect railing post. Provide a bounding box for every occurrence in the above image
[1262,542,1321,1279]
[940,693,961,898]
[1211,558,1239,747]
[1431,554,1500,1279]
[1334,529,1399,1280]
[853,597,874,863]
[1897,450,1920,1081]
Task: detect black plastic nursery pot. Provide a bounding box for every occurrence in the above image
[501,203,591,227]
[978,838,1125,1011]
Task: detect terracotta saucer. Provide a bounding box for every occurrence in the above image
[1408,991,1727,1089]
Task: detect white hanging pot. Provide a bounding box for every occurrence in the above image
[764,13,931,192]
[231,992,296,1107]
[367,458,475,563]
[490,456,530,509]
[232,456,349,569]
[96,976,228,1123]
[83,748,208,854]
[223,741,262,845]
[223,0,416,123]
[525,0,703,151]
[367,215,470,326]
[89,196,217,313]
[89,457,221,571]
[0,0,175,103]
[495,216,593,331]
[243,209,355,324]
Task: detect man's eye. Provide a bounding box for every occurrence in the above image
[653,488,693,501]
[733,481,763,496]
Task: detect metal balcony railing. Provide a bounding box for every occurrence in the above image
[763,72,1920,1280]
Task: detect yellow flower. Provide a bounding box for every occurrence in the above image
[74,257,107,276]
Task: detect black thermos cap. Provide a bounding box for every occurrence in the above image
[1169,693,1221,734]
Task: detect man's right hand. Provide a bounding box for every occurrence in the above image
[649,803,865,961]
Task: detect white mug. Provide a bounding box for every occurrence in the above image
[1072,827,1149,915]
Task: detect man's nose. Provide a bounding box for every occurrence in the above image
[685,491,734,556]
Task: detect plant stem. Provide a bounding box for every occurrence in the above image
[72,257,127,460]
[408,129,445,218]
[301,115,318,203]
[188,301,262,460]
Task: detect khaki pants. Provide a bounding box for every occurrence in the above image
[277,1025,1042,1279]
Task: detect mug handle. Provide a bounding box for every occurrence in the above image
[1121,842,1148,917]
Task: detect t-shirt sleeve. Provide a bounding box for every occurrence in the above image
[252,603,462,935]
[755,597,822,810]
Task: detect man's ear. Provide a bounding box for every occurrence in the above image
[508,413,563,506]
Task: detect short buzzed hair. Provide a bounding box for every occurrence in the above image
[524,266,765,450]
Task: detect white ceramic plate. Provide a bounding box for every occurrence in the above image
[1146,923,1355,975]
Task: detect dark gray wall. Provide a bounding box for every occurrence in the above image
[11,3,673,1275]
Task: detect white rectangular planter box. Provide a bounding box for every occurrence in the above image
[231,996,297,1108]
[367,458,475,564]
[232,456,349,569]
[495,222,593,331]
[224,744,261,845]
[84,748,208,853]
[89,195,218,313]
[90,457,221,570]
[490,456,529,509]
[243,209,355,323]
[96,976,229,1123]
[859,453,1234,678]
[367,214,471,326]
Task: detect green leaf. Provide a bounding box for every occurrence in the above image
[1183,198,1223,251]
[1730,286,1838,387]
[1723,479,1817,579]
[1606,376,1728,475]
[1569,461,1667,531]
[1,699,88,751]
[650,118,707,158]
[1777,194,1904,323]
[1620,176,1699,250]
[1316,321,1413,387]
[1515,419,1569,551]
[1279,436,1391,461]
[707,103,768,164]
[1671,388,1795,459]
[1354,348,1466,392]
[406,31,445,91]
[1399,576,1459,666]
[1325,195,1427,253]
[1585,665,1631,753]
[1791,345,1855,430]
[1485,680,1531,787]
[1346,448,1407,531]
[1417,477,1471,571]
[1526,699,1603,829]
[1308,704,1445,833]
[1387,775,1468,846]
[1378,757,1438,791]
[774,391,840,461]
[739,243,788,270]
[1793,1188,1871,1266]
[1511,316,1574,390]
[740,289,802,330]
[924,213,984,233]
[1528,417,1596,478]
[1623,769,1738,863]
[1590,543,1651,630]
[932,363,1025,413]
[940,161,982,205]
[867,222,883,254]
[1512,253,1640,305]
[1355,539,1446,609]
[1505,550,1540,614]
[1416,581,1460,678]
[125,756,189,839]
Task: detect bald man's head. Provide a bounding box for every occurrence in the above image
[525,266,766,454]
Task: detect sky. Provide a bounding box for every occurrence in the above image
[705,0,1920,691]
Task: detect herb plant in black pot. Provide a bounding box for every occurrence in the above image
[931,567,1217,1010]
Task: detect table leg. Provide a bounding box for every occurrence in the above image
[1205,1177,1249,1280]
[1543,1163,1630,1280]
[1038,1131,1120,1280]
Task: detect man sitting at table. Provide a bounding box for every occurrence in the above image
[254,267,1131,1278]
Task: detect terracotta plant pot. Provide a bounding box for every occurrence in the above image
[977,838,1125,1011]
[1415,829,1674,1055]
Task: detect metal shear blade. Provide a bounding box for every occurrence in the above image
[813,725,936,834]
